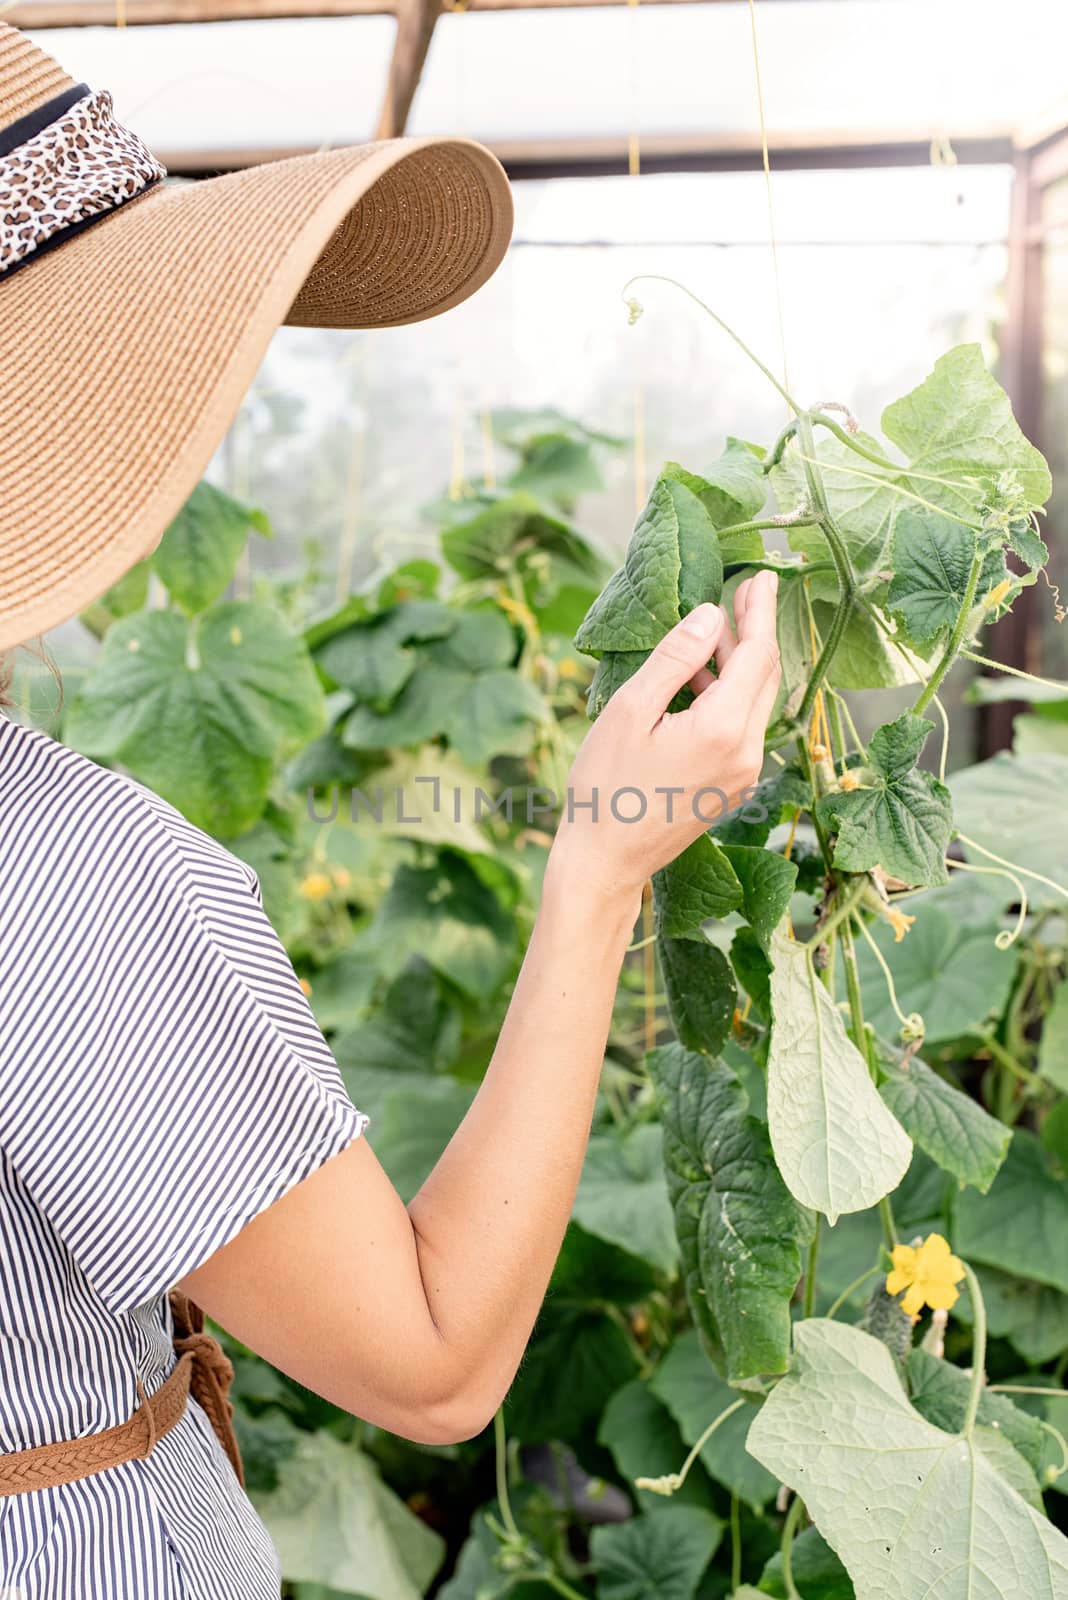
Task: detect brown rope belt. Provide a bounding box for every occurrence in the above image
[0,1291,244,1498]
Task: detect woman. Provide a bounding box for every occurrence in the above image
[0,22,781,1599]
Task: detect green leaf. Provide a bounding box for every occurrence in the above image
[574,475,723,655]
[1039,981,1068,1093]
[953,1265,1068,1367]
[573,1124,679,1275]
[1009,520,1050,572]
[854,880,1015,1047]
[438,1510,558,1600]
[747,1318,1068,1600]
[659,934,736,1056]
[250,1428,444,1599]
[154,480,271,615]
[343,616,546,763]
[881,343,1052,516]
[438,492,601,588]
[332,958,462,1076]
[886,510,982,647]
[713,765,811,849]
[719,845,798,952]
[587,650,649,720]
[233,1405,301,1496]
[510,434,604,502]
[305,948,380,1033]
[653,837,744,938]
[366,1076,475,1203]
[505,1305,639,1446]
[950,751,1068,902]
[730,926,772,1018]
[589,1505,723,1600]
[953,1131,1068,1294]
[758,1528,854,1599]
[817,712,953,887]
[650,1043,813,1383]
[370,854,517,1000]
[662,440,767,554]
[598,1379,715,1513]
[551,1222,659,1305]
[767,925,912,1224]
[906,1348,1047,1481]
[313,600,455,706]
[877,1057,1009,1193]
[649,1331,777,1510]
[776,571,922,699]
[64,603,324,836]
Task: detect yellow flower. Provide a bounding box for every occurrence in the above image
[299,977,313,998]
[887,906,916,942]
[839,770,861,792]
[299,871,334,901]
[886,1233,966,1317]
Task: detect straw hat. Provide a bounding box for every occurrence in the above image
[0,24,513,651]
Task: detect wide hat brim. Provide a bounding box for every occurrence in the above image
[0,135,513,651]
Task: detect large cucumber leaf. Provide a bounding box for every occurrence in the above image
[574,473,724,655]
[650,1043,813,1383]
[747,1319,1068,1600]
[766,926,912,1223]
[877,1056,1010,1194]
[64,602,323,836]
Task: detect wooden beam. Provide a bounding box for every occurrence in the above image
[160,126,1016,179]
[7,0,809,24]
[376,0,439,139]
[6,0,390,21]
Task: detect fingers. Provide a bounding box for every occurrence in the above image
[692,570,781,734]
[619,603,726,725]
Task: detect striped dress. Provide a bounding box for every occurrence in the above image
[0,710,368,1598]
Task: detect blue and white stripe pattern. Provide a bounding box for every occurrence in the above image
[0,711,368,1597]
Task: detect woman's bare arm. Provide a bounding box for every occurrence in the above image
[177,577,781,1443]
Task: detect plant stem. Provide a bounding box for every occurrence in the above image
[713,516,822,542]
[839,921,872,1072]
[809,411,896,469]
[544,1574,590,1600]
[804,1216,822,1319]
[806,878,868,950]
[878,1196,898,1250]
[974,1030,1044,1093]
[493,1408,521,1542]
[730,1493,742,1591]
[780,1495,805,1600]
[792,413,859,730]
[988,1384,1068,1398]
[961,1263,987,1438]
[621,273,802,413]
[913,548,984,714]
[960,648,1068,694]
[826,1264,882,1319]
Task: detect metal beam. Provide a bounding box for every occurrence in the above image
[159,127,1016,179]
[376,0,440,139]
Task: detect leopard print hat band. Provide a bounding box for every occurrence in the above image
[0,85,166,282]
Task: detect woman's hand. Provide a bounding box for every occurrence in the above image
[550,570,781,907]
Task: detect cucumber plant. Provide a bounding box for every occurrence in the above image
[573,303,1068,1597]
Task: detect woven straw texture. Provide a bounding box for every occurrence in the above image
[0,25,513,650]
